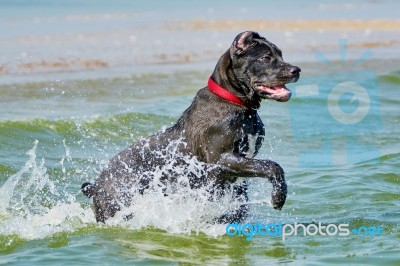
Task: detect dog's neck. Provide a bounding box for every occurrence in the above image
[210,50,261,109]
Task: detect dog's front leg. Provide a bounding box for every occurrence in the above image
[214,153,287,210]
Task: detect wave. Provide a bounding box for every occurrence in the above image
[379,70,400,84]
[1,112,172,153]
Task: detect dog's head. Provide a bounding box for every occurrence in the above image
[229,31,300,102]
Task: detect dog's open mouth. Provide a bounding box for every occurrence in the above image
[255,84,292,102]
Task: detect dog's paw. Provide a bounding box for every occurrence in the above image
[271,181,287,210]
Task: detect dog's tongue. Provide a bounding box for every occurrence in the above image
[262,85,287,94]
[257,84,292,101]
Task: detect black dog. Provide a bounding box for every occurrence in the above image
[82,31,301,223]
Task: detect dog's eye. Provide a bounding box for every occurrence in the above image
[260,53,271,61]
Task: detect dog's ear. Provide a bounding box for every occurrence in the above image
[230,31,261,56]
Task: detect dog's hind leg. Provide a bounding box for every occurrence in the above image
[213,180,249,223]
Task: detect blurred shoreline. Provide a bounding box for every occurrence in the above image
[1,1,400,84]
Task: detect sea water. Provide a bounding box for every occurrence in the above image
[0,1,399,265]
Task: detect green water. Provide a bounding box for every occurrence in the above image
[0,67,399,265]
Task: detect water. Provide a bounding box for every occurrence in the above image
[1,1,399,265]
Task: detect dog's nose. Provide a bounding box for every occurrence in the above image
[289,66,301,74]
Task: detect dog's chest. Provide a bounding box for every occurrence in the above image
[233,113,265,158]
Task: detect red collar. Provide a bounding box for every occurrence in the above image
[208,77,252,108]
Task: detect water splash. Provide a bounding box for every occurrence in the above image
[100,137,250,236]
[0,140,95,240]
[0,137,273,241]
[60,139,72,174]
[0,140,41,214]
